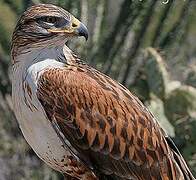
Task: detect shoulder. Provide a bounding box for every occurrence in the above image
[26,59,65,84]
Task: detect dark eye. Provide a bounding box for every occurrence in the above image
[42,16,57,24]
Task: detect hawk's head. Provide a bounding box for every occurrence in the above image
[12,4,88,56]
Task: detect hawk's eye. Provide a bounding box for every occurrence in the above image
[42,16,57,24]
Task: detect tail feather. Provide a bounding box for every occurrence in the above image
[166,137,195,180]
[172,151,195,180]
[102,137,196,180]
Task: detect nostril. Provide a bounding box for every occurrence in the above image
[72,23,77,28]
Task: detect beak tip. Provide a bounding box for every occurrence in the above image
[78,23,89,41]
[84,34,88,41]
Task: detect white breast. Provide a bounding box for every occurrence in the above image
[12,57,74,173]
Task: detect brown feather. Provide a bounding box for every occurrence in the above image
[37,63,194,180]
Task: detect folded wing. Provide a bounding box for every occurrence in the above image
[37,65,194,180]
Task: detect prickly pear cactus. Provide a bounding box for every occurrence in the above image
[144,48,169,100]
[146,94,175,137]
[164,85,196,175]
[185,65,196,88]
[164,85,196,121]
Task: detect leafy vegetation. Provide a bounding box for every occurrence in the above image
[0,0,195,179]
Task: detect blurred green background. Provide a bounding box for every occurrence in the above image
[0,0,195,179]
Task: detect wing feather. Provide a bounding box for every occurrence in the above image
[37,65,193,179]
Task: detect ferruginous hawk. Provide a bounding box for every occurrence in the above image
[12,4,195,180]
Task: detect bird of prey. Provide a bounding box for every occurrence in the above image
[12,4,195,180]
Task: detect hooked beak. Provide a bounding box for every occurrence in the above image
[48,16,88,41]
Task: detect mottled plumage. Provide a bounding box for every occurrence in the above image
[12,4,195,180]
